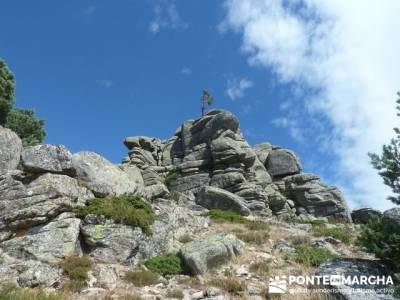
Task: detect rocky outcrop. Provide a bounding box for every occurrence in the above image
[351,206,382,224]
[180,234,245,275]
[316,258,396,300]
[122,109,350,221]
[283,173,351,221]
[72,151,138,197]
[21,144,74,175]
[0,126,22,174]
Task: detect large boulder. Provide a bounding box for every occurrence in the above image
[81,217,142,264]
[0,126,22,174]
[0,213,81,264]
[196,186,251,216]
[316,258,396,300]
[21,144,74,175]
[351,206,382,224]
[284,173,351,222]
[72,151,137,197]
[266,148,301,178]
[180,234,245,275]
[253,143,272,165]
[0,171,93,232]
[383,207,400,225]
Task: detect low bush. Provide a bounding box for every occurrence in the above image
[289,244,338,267]
[0,282,63,300]
[73,195,155,235]
[165,171,180,188]
[144,253,188,276]
[60,256,92,293]
[208,209,248,224]
[125,269,159,287]
[312,224,351,244]
[208,276,246,295]
[166,289,184,299]
[357,217,400,279]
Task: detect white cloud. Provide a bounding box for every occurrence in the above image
[97,79,114,88]
[181,67,192,75]
[221,0,400,211]
[226,77,254,100]
[272,117,305,143]
[148,0,187,34]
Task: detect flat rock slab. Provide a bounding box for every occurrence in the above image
[21,144,74,175]
[180,234,245,275]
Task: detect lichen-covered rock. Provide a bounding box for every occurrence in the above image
[196,186,251,216]
[316,258,396,300]
[81,220,142,264]
[266,148,301,178]
[180,234,245,275]
[21,144,74,175]
[0,213,81,264]
[284,173,351,222]
[0,250,61,287]
[0,126,22,174]
[72,151,137,197]
[0,171,93,231]
[351,206,382,224]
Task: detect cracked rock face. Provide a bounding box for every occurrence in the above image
[0,126,22,174]
[122,109,350,222]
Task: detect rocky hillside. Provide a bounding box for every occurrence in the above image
[0,109,397,300]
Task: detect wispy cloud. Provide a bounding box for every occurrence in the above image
[226,77,253,100]
[148,0,187,34]
[221,0,400,210]
[272,117,305,143]
[97,79,114,88]
[181,66,192,75]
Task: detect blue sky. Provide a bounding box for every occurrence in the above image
[1,0,400,211]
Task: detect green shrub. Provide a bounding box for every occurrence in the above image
[73,195,155,235]
[60,256,92,292]
[166,289,184,299]
[208,276,246,294]
[208,209,248,224]
[0,282,64,300]
[144,253,188,276]
[357,217,400,275]
[289,244,338,267]
[125,269,159,287]
[312,224,351,244]
[165,171,180,188]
